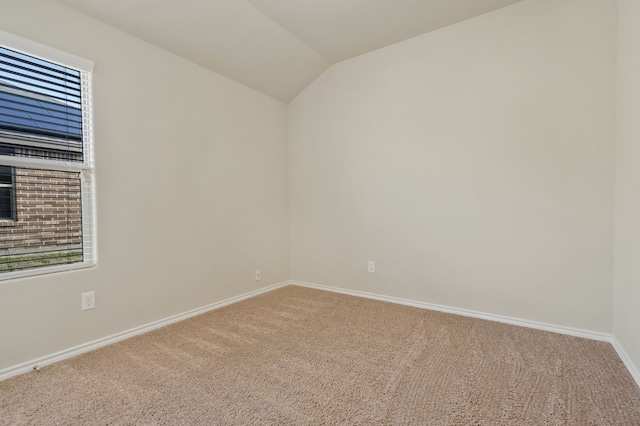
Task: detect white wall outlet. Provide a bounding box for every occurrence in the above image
[255,269,261,281]
[368,261,375,273]
[81,291,95,311]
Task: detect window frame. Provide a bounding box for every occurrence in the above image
[0,30,96,281]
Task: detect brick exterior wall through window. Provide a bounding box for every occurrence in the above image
[0,167,82,255]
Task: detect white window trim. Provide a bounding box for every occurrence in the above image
[0,29,93,72]
[0,30,97,281]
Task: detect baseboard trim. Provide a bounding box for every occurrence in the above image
[0,281,289,382]
[291,280,611,341]
[610,338,640,388]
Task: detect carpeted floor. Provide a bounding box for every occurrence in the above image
[1,285,639,425]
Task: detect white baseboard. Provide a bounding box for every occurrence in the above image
[610,338,640,388]
[291,280,612,341]
[291,280,640,389]
[0,281,289,382]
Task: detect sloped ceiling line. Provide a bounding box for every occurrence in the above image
[54,0,524,102]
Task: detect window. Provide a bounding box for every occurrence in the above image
[0,165,15,220]
[0,31,95,279]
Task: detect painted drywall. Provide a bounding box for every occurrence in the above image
[613,0,640,375]
[289,0,617,332]
[0,0,289,370]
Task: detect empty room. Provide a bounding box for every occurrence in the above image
[1,0,639,424]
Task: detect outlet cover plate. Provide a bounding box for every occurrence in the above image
[81,291,95,311]
[368,261,375,273]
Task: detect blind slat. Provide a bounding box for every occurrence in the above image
[0,55,81,85]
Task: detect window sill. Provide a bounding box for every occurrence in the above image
[0,260,96,282]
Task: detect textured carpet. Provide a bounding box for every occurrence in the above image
[1,285,639,425]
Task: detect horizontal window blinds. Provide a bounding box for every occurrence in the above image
[0,43,93,278]
[0,46,83,160]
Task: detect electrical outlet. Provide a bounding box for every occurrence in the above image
[368,261,375,273]
[81,291,95,311]
[255,269,261,281]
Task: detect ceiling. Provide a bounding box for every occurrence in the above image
[55,0,524,102]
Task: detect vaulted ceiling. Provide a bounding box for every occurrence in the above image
[55,0,524,102]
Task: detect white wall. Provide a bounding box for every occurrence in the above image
[614,0,640,375]
[0,0,289,370]
[289,0,617,331]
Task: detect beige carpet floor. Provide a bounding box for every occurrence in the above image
[1,285,639,425]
